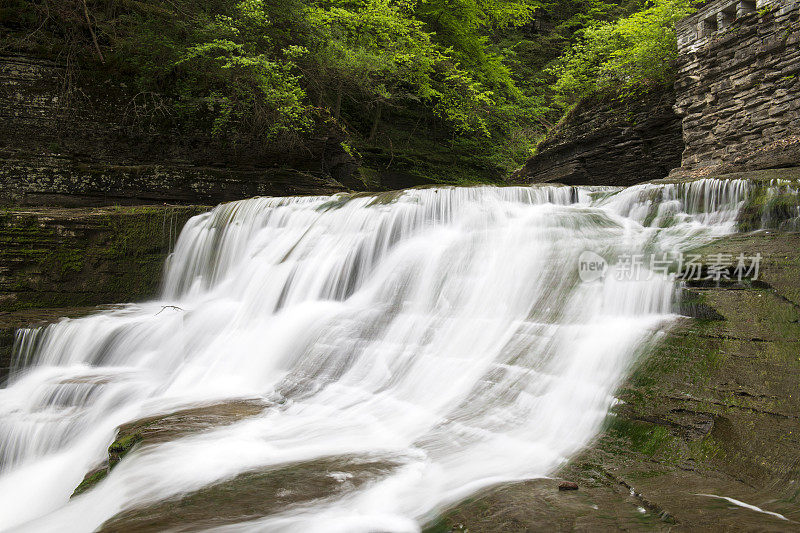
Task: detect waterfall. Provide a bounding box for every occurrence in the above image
[0,180,755,531]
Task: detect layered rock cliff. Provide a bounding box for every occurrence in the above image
[0,205,206,311]
[511,87,683,186]
[0,54,353,207]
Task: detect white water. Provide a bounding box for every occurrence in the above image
[695,494,791,522]
[0,180,753,532]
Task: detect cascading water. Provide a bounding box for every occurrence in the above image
[0,179,757,531]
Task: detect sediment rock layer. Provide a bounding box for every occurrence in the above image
[0,54,352,206]
[673,1,800,176]
[511,87,683,186]
[0,205,206,312]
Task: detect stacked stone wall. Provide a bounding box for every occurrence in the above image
[673,0,800,176]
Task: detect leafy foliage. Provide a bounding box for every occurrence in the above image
[303,0,498,135]
[549,0,698,106]
[1,0,698,180]
[172,0,314,142]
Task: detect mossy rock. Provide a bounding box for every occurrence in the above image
[71,400,265,497]
[0,205,208,311]
[737,182,800,232]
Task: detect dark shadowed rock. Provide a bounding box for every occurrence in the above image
[511,87,683,187]
[0,55,353,207]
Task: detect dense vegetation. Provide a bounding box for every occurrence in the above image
[1,0,697,185]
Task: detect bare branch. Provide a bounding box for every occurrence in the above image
[80,0,105,64]
[154,305,184,316]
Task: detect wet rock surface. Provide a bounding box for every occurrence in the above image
[73,399,400,531]
[426,231,800,531]
[98,457,397,532]
[0,205,207,312]
[72,400,268,497]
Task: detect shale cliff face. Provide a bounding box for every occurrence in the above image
[0,54,353,207]
[0,205,206,312]
[0,205,206,383]
[673,0,800,177]
[511,88,684,186]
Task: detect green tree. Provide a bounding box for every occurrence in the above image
[549,0,697,107]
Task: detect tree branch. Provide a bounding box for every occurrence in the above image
[80,0,105,64]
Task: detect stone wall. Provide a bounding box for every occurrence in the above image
[0,54,354,206]
[673,0,800,176]
[511,87,683,186]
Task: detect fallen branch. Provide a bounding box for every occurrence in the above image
[80,0,105,64]
[154,305,184,316]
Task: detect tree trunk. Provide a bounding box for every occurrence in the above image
[81,0,105,64]
[334,82,342,121]
[369,101,382,142]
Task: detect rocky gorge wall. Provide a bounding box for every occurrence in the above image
[0,205,206,311]
[510,87,684,186]
[673,0,800,177]
[513,0,800,187]
[0,205,205,383]
[0,54,353,207]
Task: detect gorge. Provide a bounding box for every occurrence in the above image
[2,0,800,530]
[2,177,799,531]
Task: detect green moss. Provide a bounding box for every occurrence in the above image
[629,469,669,480]
[603,416,679,457]
[688,435,725,463]
[48,247,86,277]
[422,499,482,533]
[108,433,143,464]
[0,206,207,311]
[71,468,109,497]
[421,517,456,533]
[367,190,406,206]
[316,195,354,212]
[71,432,143,497]
[737,183,800,232]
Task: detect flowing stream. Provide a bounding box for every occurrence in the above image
[0,180,758,531]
